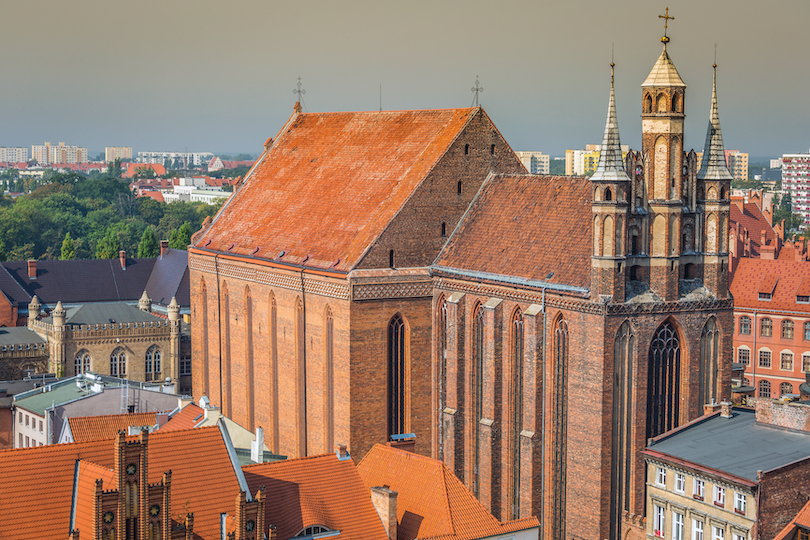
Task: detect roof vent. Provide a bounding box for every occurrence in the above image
[277,250,286,259]
[251,247,260,255]
[331,258,341,268]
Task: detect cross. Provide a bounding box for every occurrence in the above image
[470,77,483,107]
[659,7,674,38]
[293,77,306,100]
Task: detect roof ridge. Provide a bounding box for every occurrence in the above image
[243,451,339,469]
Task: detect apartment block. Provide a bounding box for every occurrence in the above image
[31,142,88,165]
[565,143,628,175]
[138,150,213,167]
[0,147,28,162]
[782,152,810,229]
[514,151,550,174]
[104,146,132,162]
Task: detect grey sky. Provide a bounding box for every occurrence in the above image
[1,0,807,159]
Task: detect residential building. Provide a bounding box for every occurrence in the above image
[138,150,213,167]
[59,411,164,443]
[565,143,628,175]
[782,152,810,229]
[123,162,167,178]
[771,158,782,169]
[105,146,132,162]
[0,326,49,380]
[0,147,28,162]
[0,377,57,449]
[730,258,810,400]
[514,151,550,174]
[643,400,810,540]
[727,151,749,181]
[31,141,88,165]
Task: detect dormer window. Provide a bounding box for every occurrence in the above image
[797,295,810,304]
[296,525,333,537]
[758,292,772,301]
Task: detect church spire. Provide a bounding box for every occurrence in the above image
[591,63,630,183]
[697,64,733,181]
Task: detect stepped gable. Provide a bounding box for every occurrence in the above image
[357,444,539,540]
[243,452,389,540]
[433,174,593,290]
[194,108,481,272]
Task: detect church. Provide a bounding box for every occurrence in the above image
[189,27,733,540]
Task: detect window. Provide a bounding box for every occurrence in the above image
[761,318,772,337]
[739,316,751,335]
[180,359,191,376]
[25,436,29,447]
[737,348,750,365]
[297,526,330,537]
[798,295,810,303]
[783,320,795,339]
[18,433,21,447]
[656,467,667,487]
[759,350,771,368]
[734,492,746,515]
[145,346,161,381]
[805,322,810,340]
[74,350,91,375]
[798,530,810,540]
[673,511,684,540]
[675,473,685,493]
[38,420,42,433]
[759,292,772,301]
[18,413,21,424]
[804,354,810,372]
[694,479,705,500]
[110,348,126,377]
[389,249,395,268]
[693,520,704,540]
[387,314,406,437]
[781,352,794,371]
[441,222,446,237]
[25,415,29,427]
[714,485,725,507]
[713,526,725,540]
[781,382,794,396]
[759,379,771,398]
[654,505,666,538]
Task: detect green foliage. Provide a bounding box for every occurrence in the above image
[774,193,803,232]
[549,159,566,175]
[208,165,251,179]
[134,166,157,179]
[136,196,165,226]
[95,228,122,259]
[0,238,6,262]
[168,222,192,250]
[60,232,75,260]
[138,227,159,258]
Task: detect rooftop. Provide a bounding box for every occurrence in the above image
[641,47,686,87]
[41,302,165,326]
[730,258,810,313]
[66,411,160,443]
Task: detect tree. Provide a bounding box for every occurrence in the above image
[95,228,122,259]
[138,226,159,258]
[60,232,75,260]
[168,221,192,250]
[136,196,165,226]
[0,238,6,262]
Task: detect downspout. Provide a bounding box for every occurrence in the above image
[540,286,547,540]
[751,309,758,394]
[215,254,223,414]
[300,267,308,456]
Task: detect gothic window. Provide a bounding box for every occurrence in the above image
[552,316,569,540]
[388,314,406,438]
[200,278,209,395]
[295,296,306,456]
[438,296,448,457]
[75,350,91,375]
[781,382,794,396]
[720,187,726,200]
[245,286,254,430]
[629,227,640,255]
[510,308,524,520]
[605,187,613,201]
[740,316,751,335]
[761,318,773,337]
[472,303,484,497]
[611,321,634,539]
[759,379,771,398]
[646,321,681,439]
[671,93,680,112]
[656,94,667,113]
[644,94,653,113]
[145,346,161,381]
[324,306,334,452]
[110,348,126,377]
[269,292,279,453]
[783,320,794,339]
[700,318,719,405]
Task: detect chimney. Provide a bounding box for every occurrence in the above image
[370,486,398,540]
[703,401,722,416]
[720,401,733,418]
[27,260,36,280]
[250,427,264,463]
[160,240,169,258]
[119,250,126,270]
[268,524,278,540]
[336,443,350,461]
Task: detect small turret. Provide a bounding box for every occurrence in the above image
[27,295,41,325]
[167,296,180,322]
[138,290,151,312]
[52,301,66,327]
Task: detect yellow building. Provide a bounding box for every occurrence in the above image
[566,144,628,175]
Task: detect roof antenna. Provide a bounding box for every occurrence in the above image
[714,43,718,65]
[471,76,483,108]
[293,77,307,113]
[380,84,382,111]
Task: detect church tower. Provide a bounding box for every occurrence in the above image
[591,63,631,302]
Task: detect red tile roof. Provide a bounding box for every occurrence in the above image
[357,444,539,540]
[774,497,810,540]
[0,426,241,540]
[124,163,167,178]
[731,200,776,258]
[243,452,389,540]
[194,108,481,272]
[730,258,810,312]
[156,403,204,432]
[67,411,160,442]
[434,174,593,290]
[74,461,116,536]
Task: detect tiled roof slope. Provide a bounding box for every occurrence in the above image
[731,200,776,258]
[40,302,164,326]
[145,249,189,305]
[730,258,810,313]
[641,46,686,87]
[67,411,159,442]
[0,426,240,540]
[74,461,117,537]
[433,174,593,290]
[194,108,480,272]
[243,452,389,540]
[357,445,538,540]
[774,497,810,540]
[157,403,204,432]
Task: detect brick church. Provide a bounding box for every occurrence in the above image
[189,30,734,540]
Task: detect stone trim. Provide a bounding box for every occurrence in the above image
[351,281,433,301]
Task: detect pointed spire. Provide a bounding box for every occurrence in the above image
[697,64,733,181]
[591,63,630,184]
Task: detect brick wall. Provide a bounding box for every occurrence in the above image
[758,456,810,539]
[752,397,810,431]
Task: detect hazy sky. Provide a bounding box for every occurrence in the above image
[1,0,807,160]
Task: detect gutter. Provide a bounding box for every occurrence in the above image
[432,266,589,295]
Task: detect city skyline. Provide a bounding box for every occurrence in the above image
[1,0,807,158]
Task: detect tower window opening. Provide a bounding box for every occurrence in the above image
[672,93,680,112]
[490,144,495,156]
[464,144,470,155]
[629,265,640,281]
[389,250,394,268]
[457,181,462,195]
[604,188,613,201]
[441,222,447,237]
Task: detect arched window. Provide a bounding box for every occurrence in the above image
[604,187,613,201]
[438,296,448,457]
[781,382,794,396]
[75,350,91,375]
[324,306,334,452]
[610,321,634,538]
[761,318,773,337]
[783,320,794,339]
[269,292,279,453]
[111,348,126,377]
[509,308,524,520]
[295,296,306,457]
[552,316,569,540]
[740,316,751,335]
[700,318,719,405]
[388,314,406,437]
[644,94,653,113]
[759,379,771,398]
[145,346,161,381]
[647,321,681,439]
[671,93,679,112]
[472,303,484,497]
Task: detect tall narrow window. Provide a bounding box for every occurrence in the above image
[75,350,91,375]
[699,318,719,405]
[438,296,448,458]
[389,250,395,268]
[646,321,681,439]
[611,321,634,540]
[388,314,406,437]
[761,318,773,337]
[245,286,254,431]
[201,279,209,398]
[295,296,306,457]
[145,346,161,382]
[759,379,771,398]
[783,320,794,339]
[510,308,524,520]
[110,348,126,377]
[457,181,462,195]
[552,317,569,540]
[441,222,447,237]
[472,303,484,497]
[222,281,231,416]
[269,292,279,453]
[739,316,751,335]
[324,306,334,453]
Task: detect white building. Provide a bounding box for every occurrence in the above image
[0,147,29,163]
[105,146,133,162]
[781,152,810,228]
[138,151,213,167]
[514,151,550,174]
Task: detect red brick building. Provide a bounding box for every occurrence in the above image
[430,51,733,540]
[189,105,525,461]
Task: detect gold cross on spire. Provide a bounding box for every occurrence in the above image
[659,7,674,44]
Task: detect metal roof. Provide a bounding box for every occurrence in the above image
[0,327,45,347]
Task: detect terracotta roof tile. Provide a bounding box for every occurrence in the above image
[243,453,389,540]
[195,108,480,272]
[157,403,204,432]
[74,461,116,536]
[433,174,593,290]
[67,412,159,443]
[730,258,810,312]
[731,200,776,258]
[774,497,810,540]
[357,445,539,540]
